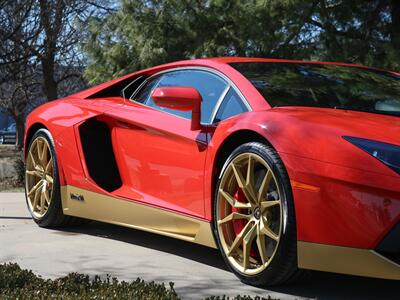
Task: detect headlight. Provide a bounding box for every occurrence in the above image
[343,136,400,175]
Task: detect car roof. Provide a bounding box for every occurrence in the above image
[177,57,399,74]
[70,57,399,100]
[205,57,353,64]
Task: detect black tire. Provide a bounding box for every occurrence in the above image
[213,142,305,286]
[25,129,86,227]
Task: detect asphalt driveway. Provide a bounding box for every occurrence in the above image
[1,193,399,299]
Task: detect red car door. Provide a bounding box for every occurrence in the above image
[105,69,229,218]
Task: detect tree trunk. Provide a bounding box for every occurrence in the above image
[15,114,25,150]
[41,56,58,101]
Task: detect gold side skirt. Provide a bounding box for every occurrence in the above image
[61,185,400,280]
[61,185,217,248]
[298,241,400,280]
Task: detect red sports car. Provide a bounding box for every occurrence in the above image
[24,57,400,286]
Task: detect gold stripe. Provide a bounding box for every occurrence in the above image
[61,185,217,248]
[298,241,400,280]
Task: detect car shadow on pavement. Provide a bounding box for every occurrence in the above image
[59,221,228,271]
[60,221,400,300]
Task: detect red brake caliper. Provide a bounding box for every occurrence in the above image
[231,189,258,258]
[231,189,246,235]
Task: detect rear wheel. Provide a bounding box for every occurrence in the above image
[25,129,85,227]
[213,142,303,286]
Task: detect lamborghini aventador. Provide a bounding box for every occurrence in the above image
[24,58,400,286]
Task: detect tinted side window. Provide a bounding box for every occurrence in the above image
[134,70,228,122]
[215,88,247,122]
[230,62,400,117]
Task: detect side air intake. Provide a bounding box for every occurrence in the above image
[79,118,122,192]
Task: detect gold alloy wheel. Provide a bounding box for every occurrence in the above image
[217,153,283,275]
[25,136,54,218]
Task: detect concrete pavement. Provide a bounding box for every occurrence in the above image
[1,193,399,299]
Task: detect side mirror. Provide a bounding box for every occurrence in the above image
[151,87,202,130]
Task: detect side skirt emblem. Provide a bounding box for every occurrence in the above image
[70,193,85,202]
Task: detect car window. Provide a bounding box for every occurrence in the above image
[132,75,161,104]
[231,62,400,117]
[133,70,228,123]
[214,88,247,122]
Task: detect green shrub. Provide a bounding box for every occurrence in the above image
[0,263,179,299]
[0,263,279,300]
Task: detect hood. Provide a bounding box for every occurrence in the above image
[271,106,400,146]
[258,106,400,176]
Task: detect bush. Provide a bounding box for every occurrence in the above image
[13,157,25,185]
[0,263,279,300]
[0,263,179,300]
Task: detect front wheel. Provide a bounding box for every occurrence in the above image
[213,142,303,286]
[25,129,85,227]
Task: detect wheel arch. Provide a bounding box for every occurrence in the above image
[24,122,67,186]
[211,129,277,208]
[24,123,48,159]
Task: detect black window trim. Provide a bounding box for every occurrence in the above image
[128,66,252,125]
[213,86,250,123]
[209,85,230,123]
[121,75,144,99]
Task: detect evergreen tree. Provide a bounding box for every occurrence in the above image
[83,0,400,85]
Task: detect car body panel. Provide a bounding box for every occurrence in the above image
[24,57,400,281]
[103,102,208,218]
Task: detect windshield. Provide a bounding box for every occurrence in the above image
[230,62,400,116]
